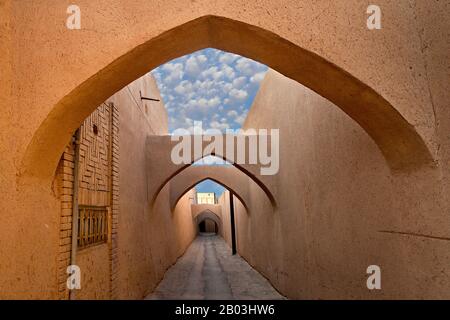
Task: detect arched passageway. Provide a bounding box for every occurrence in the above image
[195,209,222,234]
[3,2,448,301]
[21,15,433,185]
[164,163,272,212]
[149,137,278,209]
[191,205,223,223]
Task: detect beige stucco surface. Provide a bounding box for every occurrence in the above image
[218,191,246,251]
[111,74,197,299]
[15,1,446,178]
[0,69,197,298]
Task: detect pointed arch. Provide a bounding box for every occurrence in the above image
[195,209,222,227]
[170,175,249,212]
[21,15,433,186]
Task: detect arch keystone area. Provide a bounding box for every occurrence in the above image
[21,15,434,184]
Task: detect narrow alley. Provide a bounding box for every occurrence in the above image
[146,234,285,300]
[2,1,450,304]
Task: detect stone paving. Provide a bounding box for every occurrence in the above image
[146,233,285,300]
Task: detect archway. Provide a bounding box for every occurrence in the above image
[198,219,219,234]
[163,159,273,212]
[146,135,278,209]
[192,206,224,235]
[195,209,222,230]
[20,15,433,186]
[171,176,248,212]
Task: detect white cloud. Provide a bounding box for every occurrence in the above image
[229,88,248,101]
[227,110,238,118]
[222,82,233,93]
[174,80,193,95]
[151,48,267,133]
[212,71,223,80]
[184,117,194,127]
[162,62,178,72]
[197,54,207,64]
[201,66,220,79]
[235,58,255,76]
[250,71,267,83]
[152,71,162,83]
[185,124,205,134]
[186,99,198,108]
[221,64,236,80]
[209,120,230,131]
[232,76,247,89]
[208,96,221,108]
[219,52,239,64]
[162,62,184,84]
[197,98,209,109]
[185,56,201,76]
[194,155,228,166]
[196,79,214,92]
[185,54,208,76]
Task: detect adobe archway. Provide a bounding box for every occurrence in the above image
[151,138,277,210]
[192,205,222,224]
[20,15,434,186]
[192,206,223,233]
[168,165,253,212]
[195,209,222,235]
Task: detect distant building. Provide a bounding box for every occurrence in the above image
[196,192,216,204]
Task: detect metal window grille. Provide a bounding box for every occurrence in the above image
[78,206,108,248]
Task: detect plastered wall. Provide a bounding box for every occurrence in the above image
[14,72,196,299]
[110,74,197,299]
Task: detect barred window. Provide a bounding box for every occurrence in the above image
[78,206,108,248]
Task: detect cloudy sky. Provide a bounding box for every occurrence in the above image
[151,48,267,133]
[151,48,268,197]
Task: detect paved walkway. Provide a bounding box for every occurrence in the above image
[146,234,285,300]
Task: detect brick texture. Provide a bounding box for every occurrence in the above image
[55,103,119,300]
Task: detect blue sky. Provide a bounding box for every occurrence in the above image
[151,48,268,197]
[195,179,226,196]
[191,156,233,196]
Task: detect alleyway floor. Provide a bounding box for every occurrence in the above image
[145,234,285,300]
